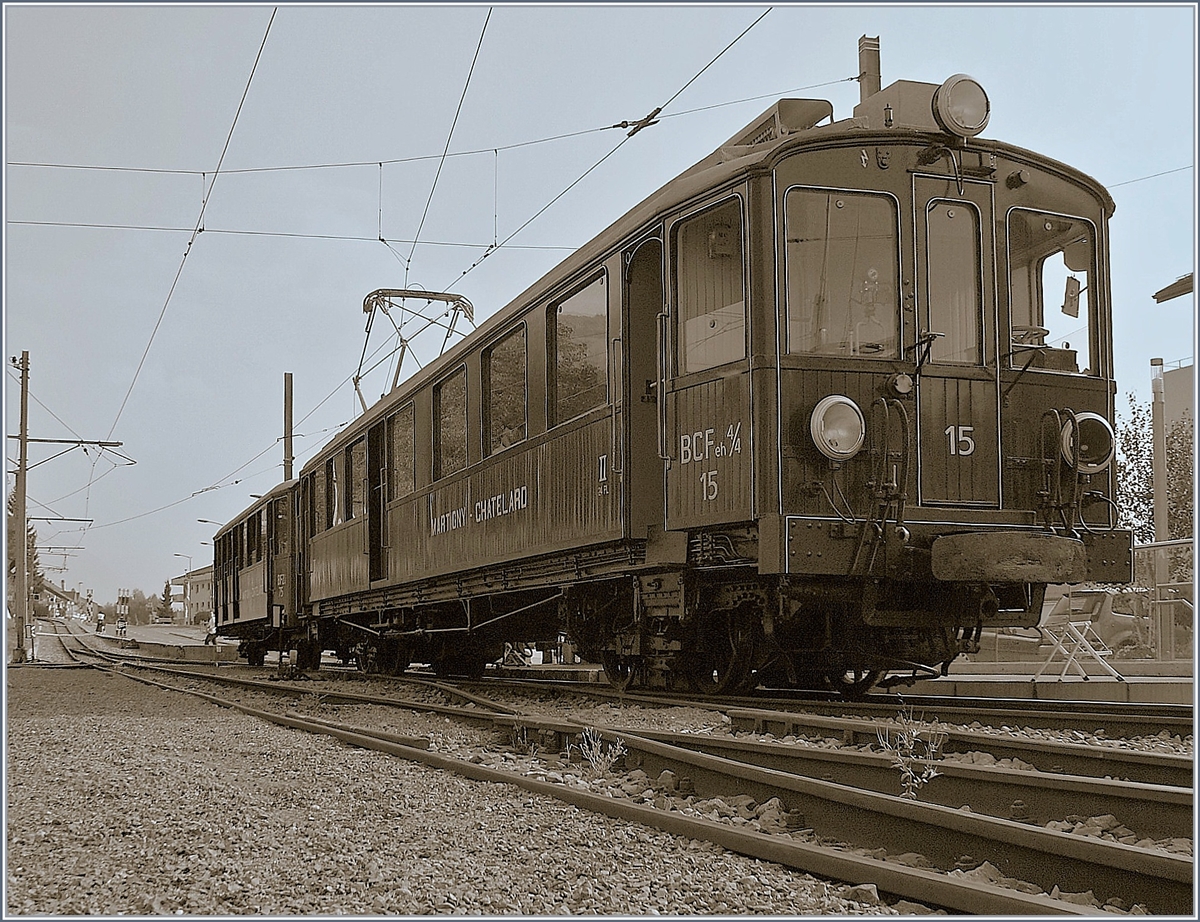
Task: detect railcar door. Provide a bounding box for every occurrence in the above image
[366,420,387,582]
[622,238,666,536]
[913,176,1000,506]
[663,194,753,530]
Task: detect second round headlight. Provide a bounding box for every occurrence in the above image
[1060,411,1116,475]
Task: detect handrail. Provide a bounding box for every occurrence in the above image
[1133,538,1194,551]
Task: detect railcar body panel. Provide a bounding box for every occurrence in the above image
[309,520,368,602]
[379,413,620,583]
[666,374,753,528]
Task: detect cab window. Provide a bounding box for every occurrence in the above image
[786,189,899,357]
[926,200,982,365]
[675,198,746,372]
[1007,210,1097,375]
[326,455,342,527]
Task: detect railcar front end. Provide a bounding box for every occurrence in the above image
[622,71,1132,696]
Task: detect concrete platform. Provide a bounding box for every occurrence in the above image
[898,659,1194,705]
[80,621,238,663]
[499,659,1192,705]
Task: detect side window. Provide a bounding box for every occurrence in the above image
[549,276,608,425]
[249,511,261,563]
[312,471,326,533]
[274,498,288,556]
[1007,210,1096,375]
[675,198,747,373]
[347,440,366,520]
[786,189,900,357]
[326,455,342,527]
[484,325,527,454]
[389,403,415,499]
[926,201,982,365]
[434,367,468,478]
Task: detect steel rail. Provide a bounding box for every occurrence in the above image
[757,693,1194,738]
[109,661,516,723]
[491,716,1191,841]
[478,672,1193,740]
[571,724,1192,914]
[727,707,1193,788]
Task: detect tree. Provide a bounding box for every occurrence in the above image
[129,590,151,626]
[159,581,174,621]
[1115,397,1194,585]
[1114,394,1154,544]
[1166,410,1194,540]
[6,489,45,613]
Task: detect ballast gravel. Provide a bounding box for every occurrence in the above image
[5,667,900,915]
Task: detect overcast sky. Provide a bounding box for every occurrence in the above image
[4,3,1196,604]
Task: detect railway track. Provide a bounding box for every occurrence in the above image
[45,623,1191,915]
[481,674,1194,743]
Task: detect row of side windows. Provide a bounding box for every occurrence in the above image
[431,274,609,482]
[304,196,758,535]
[308,274,610,533]
[303,196,758,535]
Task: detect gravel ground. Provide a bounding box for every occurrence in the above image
[5,666,904,916]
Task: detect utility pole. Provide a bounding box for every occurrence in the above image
[283,372,294,481]
[1150,357,1172,659]
[12,352,30,663]
[7,351,126,662]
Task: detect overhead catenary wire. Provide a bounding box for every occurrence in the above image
[445,5,773,288]
[6,75,855,180]
[102,8,277,445]
[4,369,85,441]
[5,221,575,250]
[402,7,491,285]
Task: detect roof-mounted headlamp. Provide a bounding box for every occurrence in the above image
[932,74,990,139]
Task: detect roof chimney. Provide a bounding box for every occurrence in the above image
[858,35,881,104]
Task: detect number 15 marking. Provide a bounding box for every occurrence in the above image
[945,425,976,456]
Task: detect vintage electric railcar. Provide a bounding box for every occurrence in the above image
[214,47,1132,695]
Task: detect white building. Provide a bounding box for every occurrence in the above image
[172,564,214,626]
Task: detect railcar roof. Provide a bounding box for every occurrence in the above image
[214,478,298,538]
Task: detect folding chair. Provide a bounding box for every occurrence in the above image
[1032,590,1125,682]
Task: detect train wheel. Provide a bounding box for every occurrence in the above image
[600,651,636,692]
[825,666,879,700]
[247,646,265,668]
[686,607,754,696]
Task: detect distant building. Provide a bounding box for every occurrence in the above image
[1151,273,1194,431]
[172,565,214,626]
[1164,362,1193,432]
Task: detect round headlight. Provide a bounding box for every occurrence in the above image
[810,396,866,462]
[932,74,990,138]
[1060,412,1115,475]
